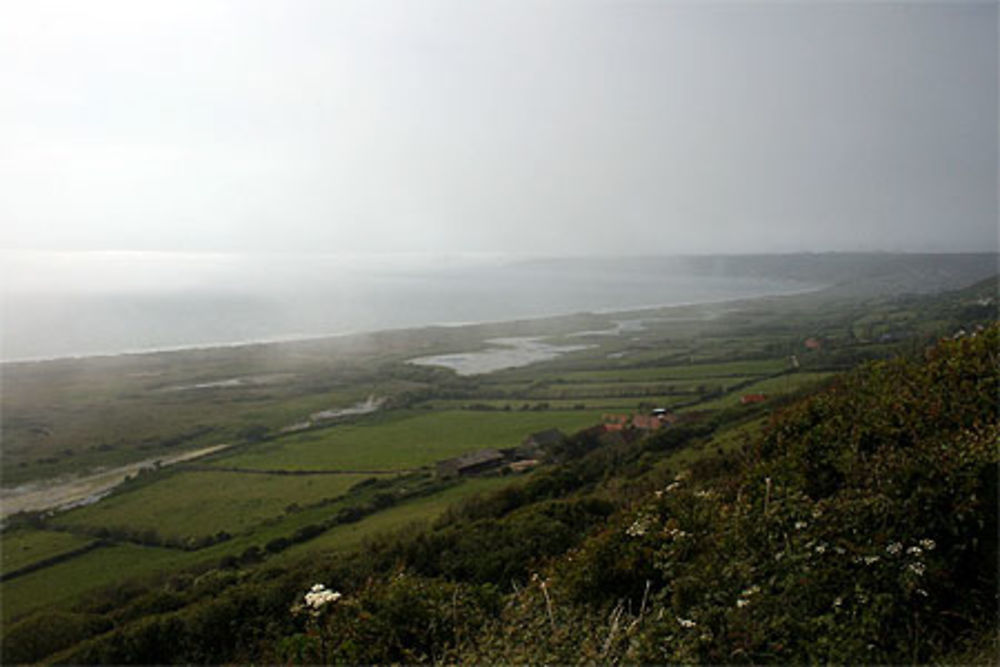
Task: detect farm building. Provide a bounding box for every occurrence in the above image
[740,393,768,405]
[651,408,679,425]
[804,337,823,350]
[436,449,506,477]
[631,414,664,431]
[508,459,541,473]
[602,414,629,432]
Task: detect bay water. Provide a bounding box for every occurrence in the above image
[1,251,813,362]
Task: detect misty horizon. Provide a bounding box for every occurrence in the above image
[1,251,823,361]
[3,250,996,363]
[2,1,997,361]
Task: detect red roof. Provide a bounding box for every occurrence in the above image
[631,415,663,430]
[740,393,768,405]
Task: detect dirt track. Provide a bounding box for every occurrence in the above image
[0,444,231,519]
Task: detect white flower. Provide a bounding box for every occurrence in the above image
[916,588,929,597]
[814,544,826,554]
[862,555,881,566]
[908,562,926,576]
[919,538,936,551]
[907,546,923,557]
[833,596,843,608]
[303,584,342,610]
[794,521,808,530]
[886,542,903,556]
[627,516,651,537]
[665,482,681,493]
[677,616,697,628]
[735,585,759,609]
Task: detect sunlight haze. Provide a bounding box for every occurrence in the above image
[1,0,996,255]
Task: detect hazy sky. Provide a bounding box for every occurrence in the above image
[1,0,996,256]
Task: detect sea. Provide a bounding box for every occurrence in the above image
[0,251,816,362]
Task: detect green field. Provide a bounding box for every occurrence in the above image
[531,360,786,383]
[3,475,523,624]
[420,396,695,410]
[683,371,836,411]
[51,470,372,541]
[277,475,520,560]
[213,410,604,472]
[511,381,725,398]
[1,529,96,574]
[2,543,192,623]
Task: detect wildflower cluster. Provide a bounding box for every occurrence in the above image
[626,513,654,537]
[883,538,935,577]
[735,584,760,609]
[303,584,341,612]
[664,527,690,540]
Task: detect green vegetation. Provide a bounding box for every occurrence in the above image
[682,370,836,411]
[213,410,603,472]
[2,544,190,624]
[546,359,789,383]
[1,270,996,663]
[51,471,371,543]
[40,324,994,665]
[276,475,519,560]
[1,529,96,573]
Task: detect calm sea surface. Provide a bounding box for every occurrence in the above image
[1,251,814,361]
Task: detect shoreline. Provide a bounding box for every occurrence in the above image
[0,284,823,367]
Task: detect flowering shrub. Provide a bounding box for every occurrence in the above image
[621,328,998,663]
[301,583,341,613]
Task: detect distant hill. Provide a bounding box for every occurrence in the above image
[520,252,999,297]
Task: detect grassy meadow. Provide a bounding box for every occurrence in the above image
[2,543,192,623]
[1,529,96,574]
[50,470,373,542]
[212,409,604,472]
[275,475,520,561]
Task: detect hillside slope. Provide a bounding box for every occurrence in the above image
[23,324,996,664]
[455,325,997,664]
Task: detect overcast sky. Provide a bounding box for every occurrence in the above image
[1,0,996,256]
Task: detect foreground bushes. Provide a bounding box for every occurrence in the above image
[459,327,998,664]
